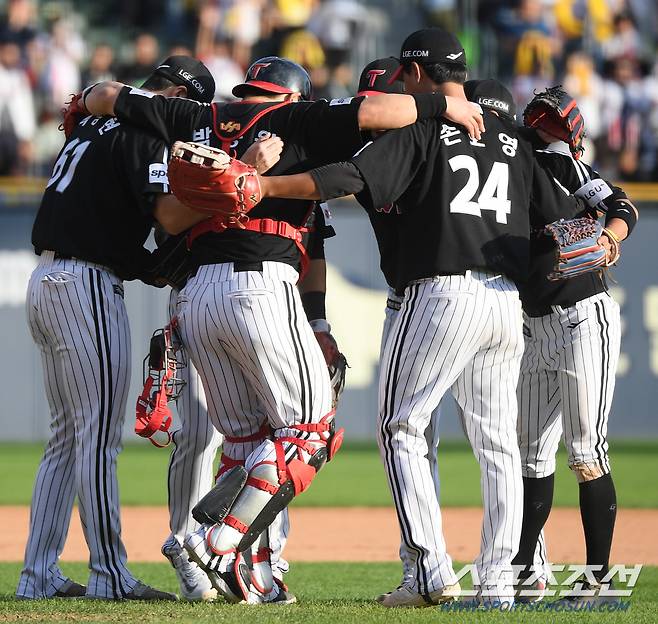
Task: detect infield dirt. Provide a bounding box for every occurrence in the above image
[1,506,656,565]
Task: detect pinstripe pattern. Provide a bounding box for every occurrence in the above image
[517,292,620,479]
[18,253,136,599]
[165,288,223,547]
[381,289,442,585]
[177,261,331,573]
[378,272,524,599]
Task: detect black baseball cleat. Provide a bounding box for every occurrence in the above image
[555,577,618,607]
[124,581,178,601]
[53,580,87,598]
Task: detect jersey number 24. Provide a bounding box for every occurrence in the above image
[449,155,510,224]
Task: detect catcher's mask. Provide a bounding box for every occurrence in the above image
[232,56,312,101]
[135,318,186,447]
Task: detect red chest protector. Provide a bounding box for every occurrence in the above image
[187,100,313,278]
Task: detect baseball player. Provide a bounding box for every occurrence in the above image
[154,134,284,602]
[355,57,442,586]
[79,56,485,604]
[17,56,215,601]
[512,90,637,604]
[251,27,582,606]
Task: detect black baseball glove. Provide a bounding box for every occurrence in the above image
[141,232,196,291]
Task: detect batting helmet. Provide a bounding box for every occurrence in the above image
[232,56,312,100]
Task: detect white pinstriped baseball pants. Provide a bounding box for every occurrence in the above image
[164,288,223,548]
[176,261,332,575]
[518,292,621,577]
[517,292,620,478]
[378,271,524,599]
[18,252,137,599]
[381,289,441,585]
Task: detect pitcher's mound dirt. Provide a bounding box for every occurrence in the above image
[0,506,655,564]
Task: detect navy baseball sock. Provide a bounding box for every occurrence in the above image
[579,473,617,581]
[512,475,554,574]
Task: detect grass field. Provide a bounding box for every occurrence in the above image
[1,440,657,508]
[0,562,655,623]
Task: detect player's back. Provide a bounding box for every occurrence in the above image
[32,115,161,278]
[393,112,541,288]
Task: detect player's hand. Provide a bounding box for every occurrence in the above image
[444,97,485,140]
[314,330,340,366]
[598,230,621,265]
[241,136,284,174]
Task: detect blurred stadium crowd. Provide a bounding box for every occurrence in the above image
[0,0,657,181]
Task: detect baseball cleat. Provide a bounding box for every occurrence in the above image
[376,582,461,607]
[162,539,218,602]
[556,577,618,607]
[514,573,547,603]
[54,580,87,598]
[124,581,178,601]
[267,579,297,605]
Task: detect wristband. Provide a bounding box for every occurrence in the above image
[412,93,447,120]
[81,83,99,112]
[605,199,637,236]
[309,319,331,333]
[301,290,326,322]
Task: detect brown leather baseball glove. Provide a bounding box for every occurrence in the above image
[168,141,262,220]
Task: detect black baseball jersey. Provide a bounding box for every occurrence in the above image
[32,114,169,279]
[350,112,580,290]
[113,86,364,271]
[520,146,628,314]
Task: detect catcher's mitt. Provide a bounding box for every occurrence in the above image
[523,86,585,159]
[168,141,262,221]
[313,330,348,408]
[141,232,195,290]
[544,217,619,281]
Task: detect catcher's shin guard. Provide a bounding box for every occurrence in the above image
[248,532,274,596]
[192,465,249,526]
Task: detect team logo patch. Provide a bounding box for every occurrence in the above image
[149,163,169,184]
[219,121,241,134]
[329,97,354,106]
[250,62,271,78]
[366,69,386,87]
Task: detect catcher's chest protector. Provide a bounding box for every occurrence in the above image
[211,101,292,156]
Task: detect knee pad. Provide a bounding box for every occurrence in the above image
[570,461,606,483]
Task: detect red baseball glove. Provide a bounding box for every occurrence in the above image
[61,92,86,138]
[523,85,585,159]
[168,141,262,220]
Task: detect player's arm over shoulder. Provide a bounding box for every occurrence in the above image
[85,82,205,143]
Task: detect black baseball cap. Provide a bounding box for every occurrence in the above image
[357,58,405,96]
[464,79,517,121]
[399,27,466,68]
[152,56,215,103]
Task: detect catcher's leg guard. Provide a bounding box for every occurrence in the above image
[248,532,274,596]
[191,464,248,525]
[206,431,334,558]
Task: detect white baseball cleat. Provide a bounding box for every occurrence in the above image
[162,539,217,602]
[376,582,461,607]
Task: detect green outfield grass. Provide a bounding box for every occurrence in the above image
[0,562,656,623]
[1,440,657,508]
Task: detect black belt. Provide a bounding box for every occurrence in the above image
[233,261,263,272]
[524,301,580,317]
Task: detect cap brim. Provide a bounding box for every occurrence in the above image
[232,81,295,98]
